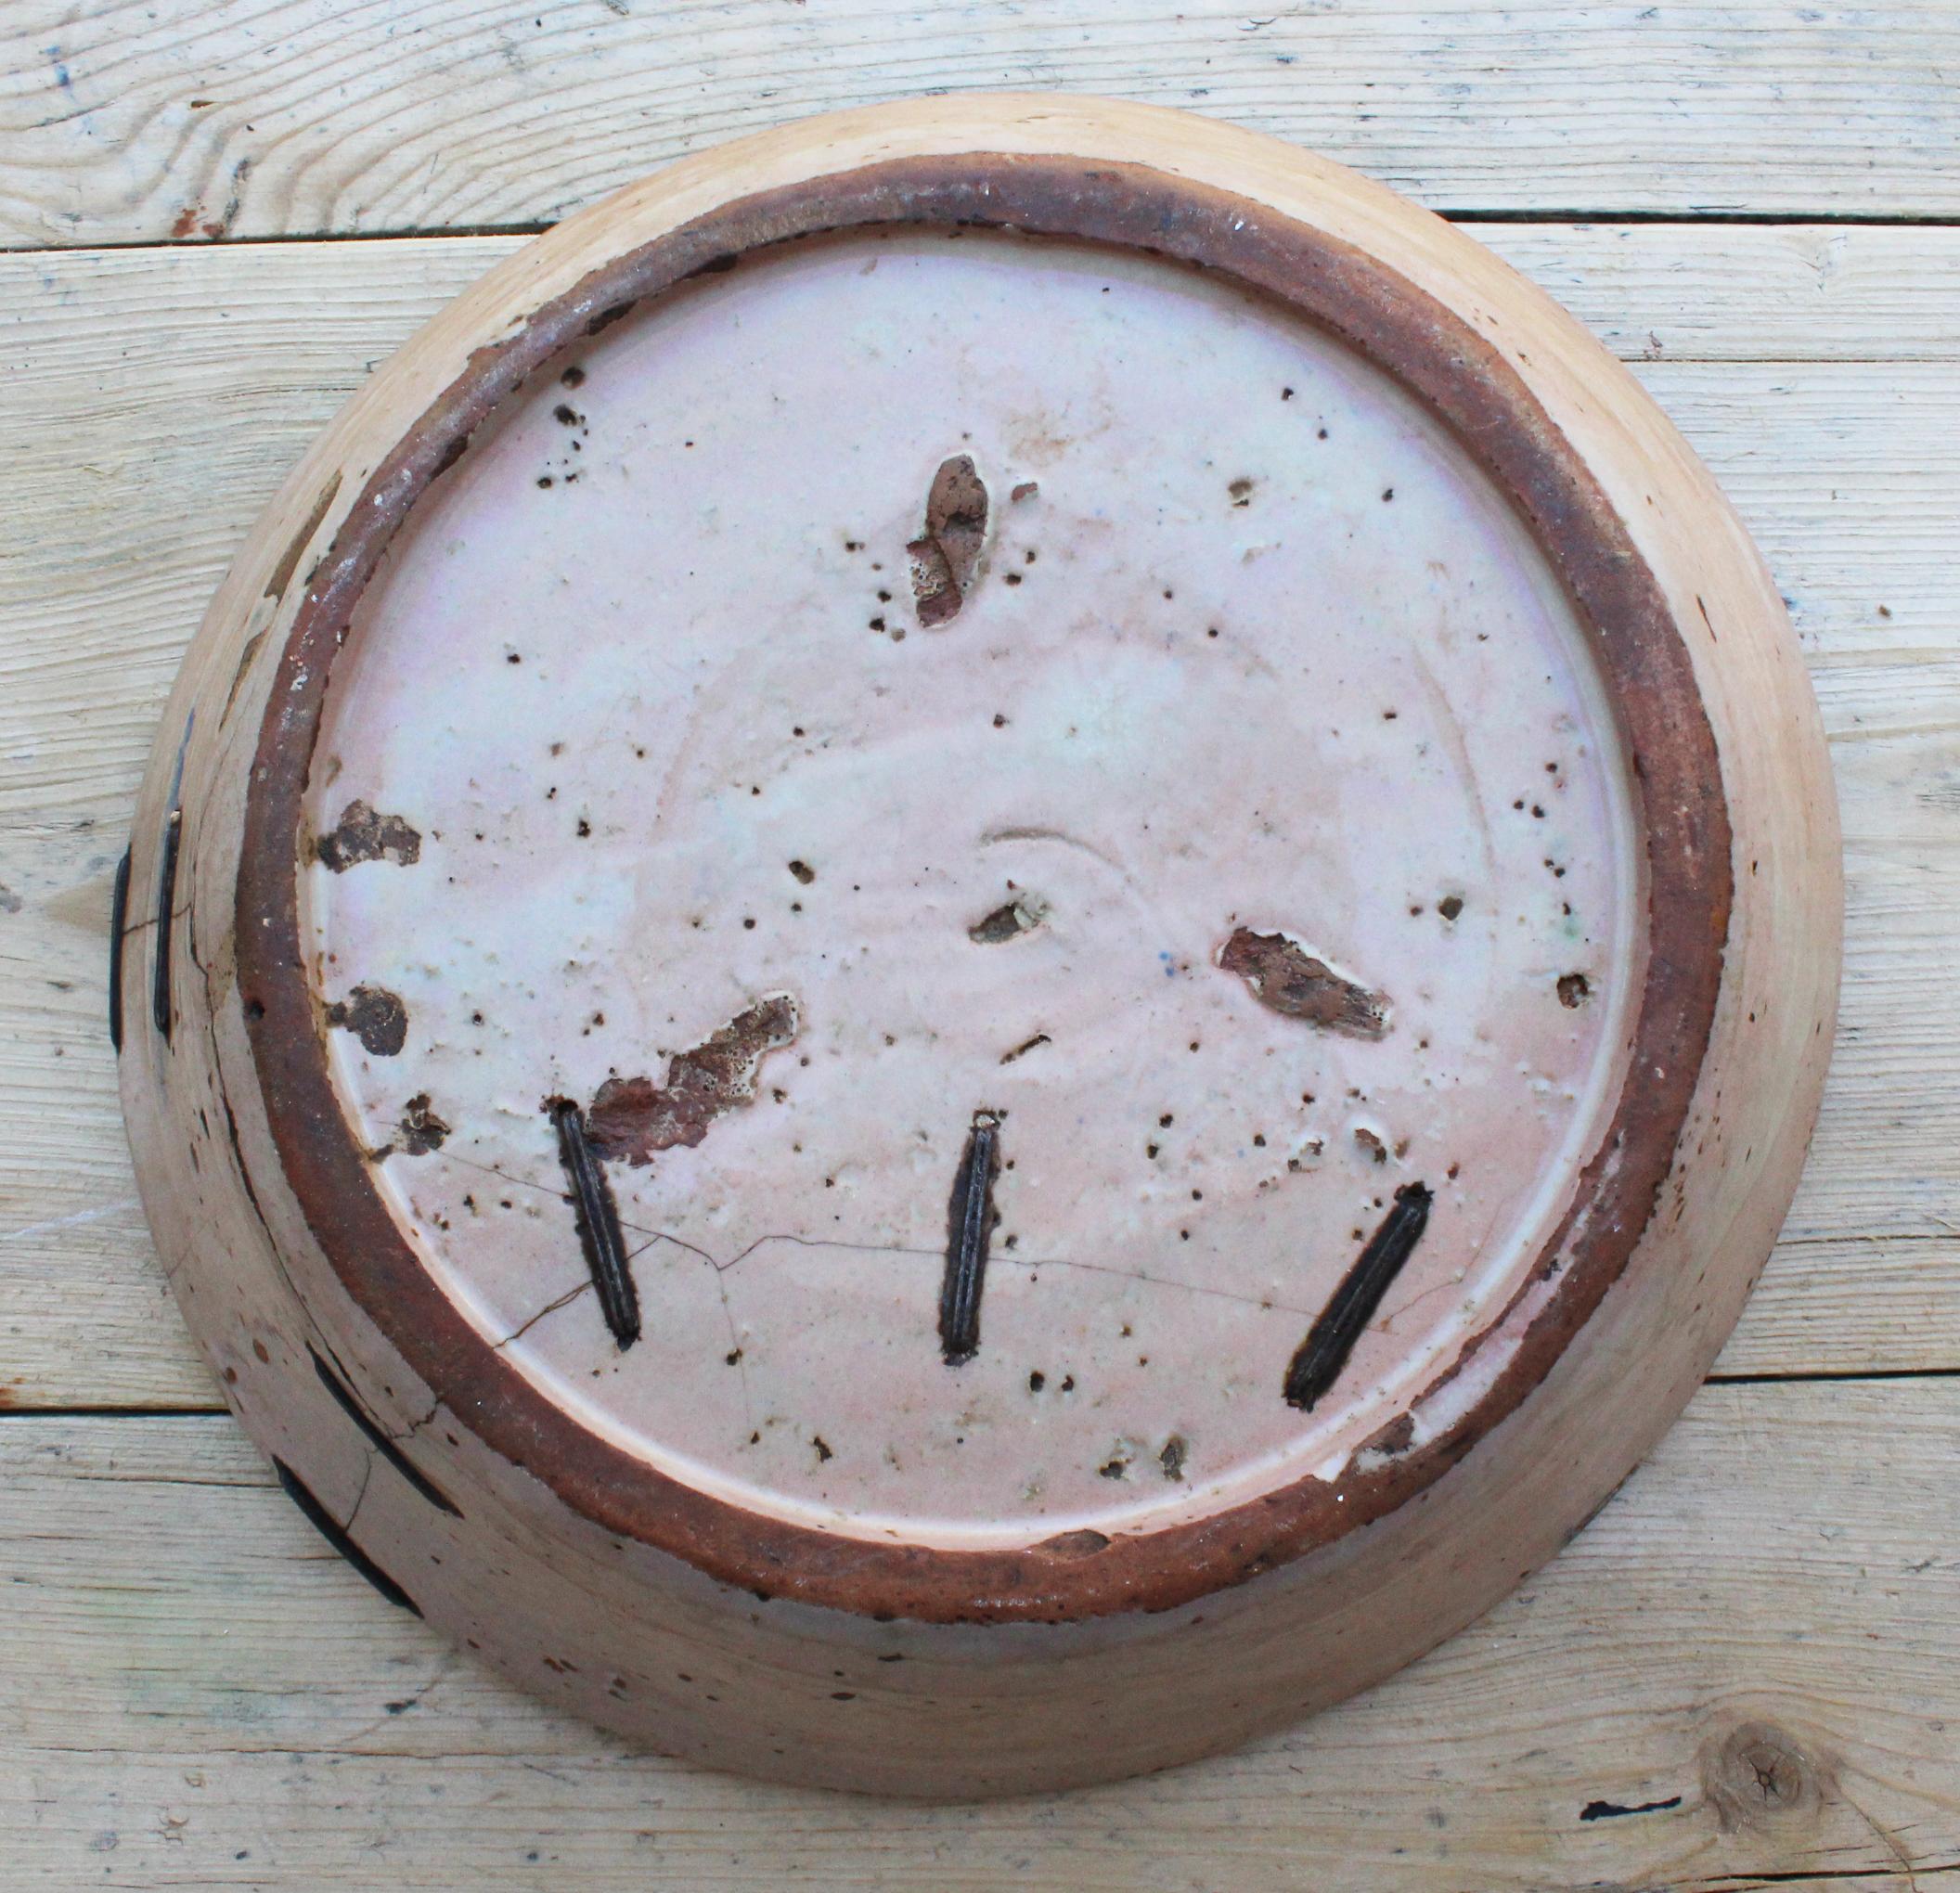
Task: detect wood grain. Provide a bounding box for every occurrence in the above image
[4,3,1959,245]
[0,32,1950,1869]
[2,1386,1954,1886]
[2,231,1951,1408]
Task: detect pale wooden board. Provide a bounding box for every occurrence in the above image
[2,41,1954,1883]
[2,1386,1955,1887]
[3,232,1956,1405]
[5,3,1960,245]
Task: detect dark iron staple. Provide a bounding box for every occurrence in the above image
[550,1099,641,1349]
[940,1111,1000,1364]
[1284,1181,1434,1410]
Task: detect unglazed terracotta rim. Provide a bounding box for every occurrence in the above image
[235,153,1733,1626]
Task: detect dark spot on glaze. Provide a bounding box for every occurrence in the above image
[587,995,800,1164]
[1159,1435,1188,1481]
[1036,1527,1110,1558]
[1218,927,1388,1039]
[1558,972,1592,1008]
[968,893,1047,945]
[315,800,422,871]
[393,1093,449,1156]
[325,985,409,1057]
[586,299,636,336]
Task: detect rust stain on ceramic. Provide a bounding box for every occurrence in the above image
[315,799,422,871]
[909,453,989,625]
[587,994,800,1164]
[325,984,408,1057]
[1219,926,1389,1038]
[382,1093,448,1157]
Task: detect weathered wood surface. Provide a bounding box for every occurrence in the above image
[2,1388,1954,1887]
[3,232,1954,1408]
[2,28,1955,1865]
[3,3,1959,243]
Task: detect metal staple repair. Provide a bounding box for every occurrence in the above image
[1284,1181,1434,1410]
[550,1099,641,1349]
[939,1111,1001,1364]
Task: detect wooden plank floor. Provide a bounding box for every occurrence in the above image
[1,9,1955,1887]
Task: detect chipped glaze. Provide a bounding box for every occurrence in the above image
[303,230,1636,1550]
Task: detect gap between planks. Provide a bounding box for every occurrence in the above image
[5,1,1958,243]
[4,1384,1956,1887]
[6,207,1960,264]
[17,1363,1960,1423]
